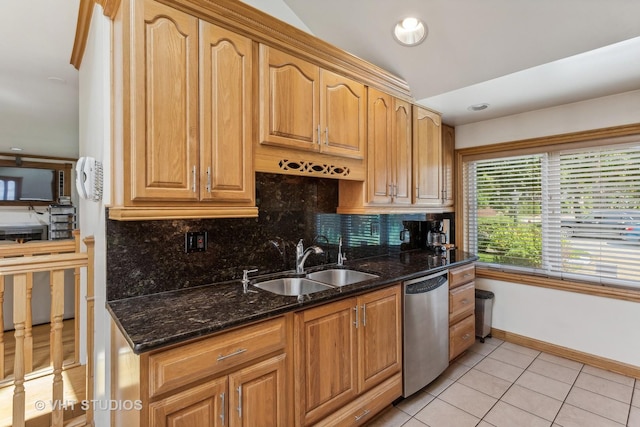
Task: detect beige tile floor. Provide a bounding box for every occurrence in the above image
[367,337,639,427]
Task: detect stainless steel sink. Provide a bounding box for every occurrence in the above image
[253,277,334,296]
[306,269,379,287]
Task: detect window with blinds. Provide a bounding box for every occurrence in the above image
[464,142,640,289]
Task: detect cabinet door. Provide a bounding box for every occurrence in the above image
[442,124,455,207]
[320,70,366,159]
[131,0,199,201]
[450,314,475,361]
[358,285,402,393]
[199,22,254,203]
[295,298,358,426]
[259,45,319,150]
[367,88,393,204]
[228,354,287,427]
[392,99,412,205]
[412,105,442,206]
[149,376,227,427]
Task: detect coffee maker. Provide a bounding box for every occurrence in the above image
[426,220,448,252]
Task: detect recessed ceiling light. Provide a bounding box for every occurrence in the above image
[10,147,23,152]
[393,17,428,46]
[468,103,490,112]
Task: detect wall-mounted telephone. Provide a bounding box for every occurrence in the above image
[75,156,103,202]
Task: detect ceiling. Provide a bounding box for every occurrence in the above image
[283,0,640,125]
[0,0,80,159]
[1,1,639,159]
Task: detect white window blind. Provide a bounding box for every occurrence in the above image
[464,142,640,289]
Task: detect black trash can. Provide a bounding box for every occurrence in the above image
[475,289,494,343]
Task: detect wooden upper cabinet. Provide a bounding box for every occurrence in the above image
[259,44,365,159]
[367,88,393,204]
[199,22,253,203]
[319,70,366,159]
[112,0,258,219]
[131,1,199,201]
[413,105,443,206]
[366,89,412,206]
[392,98,412,205]
[260,45,319,150]
[442,124,455,207]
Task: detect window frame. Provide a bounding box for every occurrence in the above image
[455,123,640,302]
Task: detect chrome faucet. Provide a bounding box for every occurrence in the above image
[337,236,346,266]
[295,239,324,274]
[241,268,258,293]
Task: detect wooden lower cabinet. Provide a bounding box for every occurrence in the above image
[111,316,290,427]
[294,285,402,426]
[149,354,286,427]
[149,377,227,427]
[449,314,475,361]
[313,373,402,427]
[112,286,403,427]
[448,264,476,360]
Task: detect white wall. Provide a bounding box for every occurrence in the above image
[456,89,640,149]
[78,5,111,426]
[457,90,640,368]
[238,0,312,33]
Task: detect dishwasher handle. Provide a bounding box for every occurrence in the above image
[404,271,448,295]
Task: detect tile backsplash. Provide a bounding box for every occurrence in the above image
[106,173,426,301]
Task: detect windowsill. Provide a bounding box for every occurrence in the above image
[476,267,640,303]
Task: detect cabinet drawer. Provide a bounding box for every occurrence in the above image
[449,282,474,323]
[148,317,286,398]
[449,314,475,361]
[314,373,402,427]
[449,264,475,288]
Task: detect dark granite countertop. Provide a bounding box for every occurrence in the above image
[107,249,478,354]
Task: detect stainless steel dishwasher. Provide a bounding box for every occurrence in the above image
[402,270,449,397]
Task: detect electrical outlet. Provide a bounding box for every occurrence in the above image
[185,231,207,253]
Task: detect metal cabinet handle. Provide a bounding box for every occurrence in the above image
[191,166,197,192]
[217,348,247,362]
[415,186,420,197]
[462,333,471,341]
[206,167,212,193]
[461,298,469,304]
[325,127,329,145]
[317,125,321,145]
[220,392,225,426]
[237,386,242,418]
[463,273,472,278]
[354,409,370,421]
[362,304,367,327]
[353,306,359,328]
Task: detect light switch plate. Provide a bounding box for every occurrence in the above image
[185,231,207,253]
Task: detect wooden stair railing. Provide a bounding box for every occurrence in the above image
[0,231,95,427]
